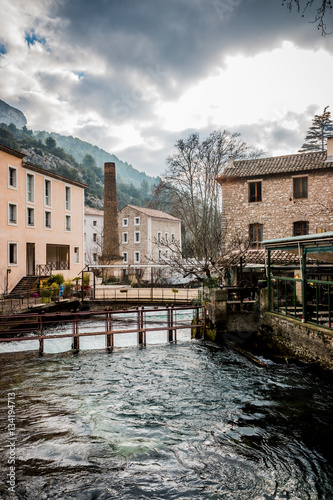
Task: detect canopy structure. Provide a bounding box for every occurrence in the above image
[262,232,333,265]
[262,232,333,326]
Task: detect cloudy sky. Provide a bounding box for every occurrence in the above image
[0,0,332,176]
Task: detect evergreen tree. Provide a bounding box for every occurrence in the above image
[299,106,333,152]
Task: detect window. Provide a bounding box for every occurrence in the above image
[123,218,129,227]
[171,233,175,243]
[65,215,71,231]
[93,233,97,242]
[45,179,51,206]
[74,247,80,264]
[8,203,17,225]
[165,249,168,258]
[134,231,140,243]
[123,232,128,244]
[65,186,71,210]
[8,242,18,265]
[27,207,35,227]
[293,177,308,199]
[8,167,17,189]
[45,211,52,229]
[27,174,34,202]
[157,232,162,242]
[249,181,262,203]
[93,220,97,226]
[158,249,162,260]
[293,221,308,236]
[134,217,140,226]
[165,232,168,242]
[316,227,326,234]
[134,251,140,263]
[249,223,263,248]
[93,253,97,263]
[123,252,128,263]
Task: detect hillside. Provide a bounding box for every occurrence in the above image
[0,99,159,209]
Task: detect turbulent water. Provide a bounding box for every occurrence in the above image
[0,320,333,499]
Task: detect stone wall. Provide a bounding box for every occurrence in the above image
[257,312,333,373]
[221,169,333,249]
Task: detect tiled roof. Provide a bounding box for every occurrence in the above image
[221,249,317,266]
[122,204,181,222]
[0,143,25,159]
[85,206,104,216]
[218,150,329,181]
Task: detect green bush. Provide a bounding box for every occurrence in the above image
[47,274,64,286]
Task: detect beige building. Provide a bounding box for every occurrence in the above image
[118,204,182,280]
[0,143,87,294]
[217,137,333,251]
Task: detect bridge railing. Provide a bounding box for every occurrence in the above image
[0,305,205,354]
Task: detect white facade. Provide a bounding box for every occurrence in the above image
[84,206,104,265]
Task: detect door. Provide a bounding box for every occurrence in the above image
[26,243,35,276]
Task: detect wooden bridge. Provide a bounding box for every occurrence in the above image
[0,305,204,354]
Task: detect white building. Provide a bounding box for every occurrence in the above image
[84,206,104,265]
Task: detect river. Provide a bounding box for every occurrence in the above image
[0,318,332,499]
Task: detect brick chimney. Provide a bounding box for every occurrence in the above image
[327,136,333,162]
[102,162,119,261]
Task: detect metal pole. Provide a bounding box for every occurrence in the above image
[302,248,307,323]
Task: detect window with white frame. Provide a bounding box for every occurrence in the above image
[8,166,17,189]
[123,252,128,263]
[171,233,175,243]
[134,231,140,243]
[26,173,34,202]
[27,207,35,227]
[134,217,140,226]
[165,249,168,258]
[93,220,97,226]
[45,211,52,229]
[157,232,162,242]
[122,218,129,227]
[8,203,17,225]
[65,215,71,231]
[65,186,71,210]
[45,179,51,206]
[165,232,168,242]
[158,249,162,260]
[134,251,140,263]
[8,242,18,265]
[74,247,80,264]
[93,253,97,263]
[93,233,97,242]
[123,232,128,244]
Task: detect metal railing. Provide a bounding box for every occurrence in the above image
[270,276,333,329]
[0,306,205,354]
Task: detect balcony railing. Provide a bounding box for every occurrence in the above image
[36,262,69,276]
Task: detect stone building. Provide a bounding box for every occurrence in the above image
[118,205,182,281]
[217,137,333,251]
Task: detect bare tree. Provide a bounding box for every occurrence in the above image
[282,0,332,35]
[150,131,264,280]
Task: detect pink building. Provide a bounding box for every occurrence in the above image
[0,143,87,294]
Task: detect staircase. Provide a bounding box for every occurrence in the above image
[9,276,39,297]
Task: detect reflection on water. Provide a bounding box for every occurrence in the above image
[0,333,332,498]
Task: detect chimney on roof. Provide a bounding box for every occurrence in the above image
[327,136,333,162]
[227,156,234,168]
[102,162,119,262]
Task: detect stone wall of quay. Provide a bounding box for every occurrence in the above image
[205,289,333,373]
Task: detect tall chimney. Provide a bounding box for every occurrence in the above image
[102,162,119,261]
[326,136,333,162]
